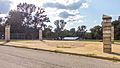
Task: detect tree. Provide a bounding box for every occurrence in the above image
[0,17,4,39]
[54,20,67,39]
[6,10,25,33]
[76,25,87,39]
[69,28,76,36]
[85,32,92,39]
[17,3,50,40]
[43,25,53,39]
[61,29,70,37]
[112,20,120,40]
[0,17,2,23]
[90,25,102,39]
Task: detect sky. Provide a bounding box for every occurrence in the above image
[0,0,120,31]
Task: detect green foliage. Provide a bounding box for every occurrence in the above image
[0,17,2,23]
[43,25,55,39]
[90,25,102,39]
[17,3,50,29]
[7,10,25,33]
[0,3,50,39]
[76,25,87,39]
[54,20,67,39]
[69,28,76,36]
[112,20,120,40]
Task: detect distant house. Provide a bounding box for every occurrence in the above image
[63,37,79,40]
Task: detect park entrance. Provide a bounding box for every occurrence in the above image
[1,14,115,53]
[4,24,39,41]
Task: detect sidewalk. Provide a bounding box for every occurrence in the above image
[0,40,120,61]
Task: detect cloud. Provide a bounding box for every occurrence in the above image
[80,2,89,8]
[43,0,89,24]
[59,11,75,18]
[65,15,85,30]
[0,0,11,14]
[109,14,120,17]
[0,14,7,17]
[6,0,89,30]
[66,15,85,22]
[43,0,87,10]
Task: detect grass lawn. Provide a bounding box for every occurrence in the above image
[115,40,120,43]
[79,39,102,42]
[0,39,119,43]
[0,40,4,42]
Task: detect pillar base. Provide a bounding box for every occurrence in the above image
[111,41,114,44]
[103,48,112,53]
[39,39,43,41]
[5,40,10,43]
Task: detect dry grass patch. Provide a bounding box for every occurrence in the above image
[44,40,85,47]
[56,45,72,48]
[9,40,120,55]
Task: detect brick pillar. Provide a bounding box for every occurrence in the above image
[102,15,112,53]
[39,29,42,41]
[111,26,114,44]
[5,25,10,42]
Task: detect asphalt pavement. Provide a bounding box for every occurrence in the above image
[0,45,120,68]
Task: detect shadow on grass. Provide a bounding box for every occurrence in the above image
[114,43,120,45]
[111,52,120,56]
[0,41,10,45]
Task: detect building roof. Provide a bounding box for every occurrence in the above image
[63,37,79,40]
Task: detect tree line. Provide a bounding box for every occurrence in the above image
[0,3,120,40]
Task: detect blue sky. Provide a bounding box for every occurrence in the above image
[80,0,120,30]
[0,0,120,31]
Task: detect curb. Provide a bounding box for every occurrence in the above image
[0,44,120,62]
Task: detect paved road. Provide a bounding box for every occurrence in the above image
[0,46,120,68]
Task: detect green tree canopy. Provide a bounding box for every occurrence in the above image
[54,20,67,38]
[112,20,120,40]
[90,25,102,39]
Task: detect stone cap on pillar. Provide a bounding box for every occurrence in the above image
[102,15,112,20]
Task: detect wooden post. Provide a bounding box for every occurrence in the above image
[5,25,10,42]
[39,29,42,41]
[102,15,112,53]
